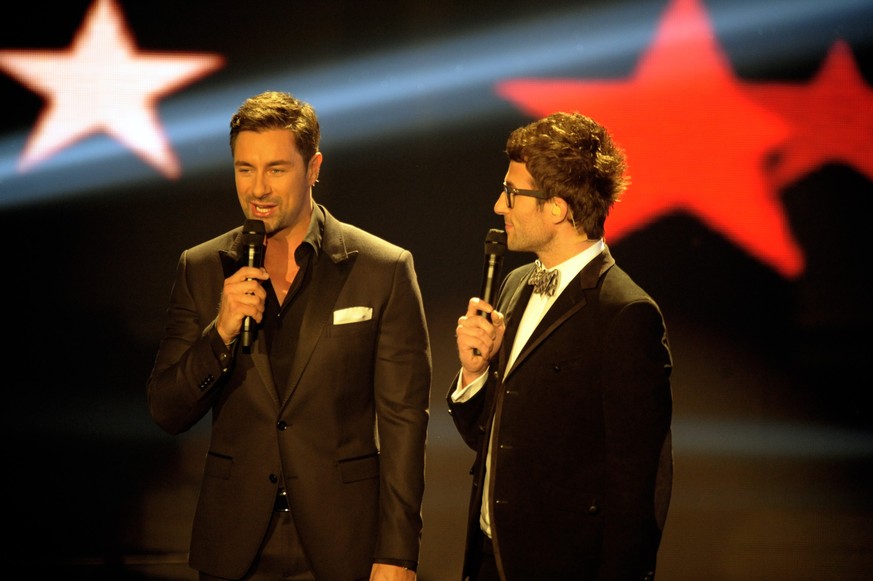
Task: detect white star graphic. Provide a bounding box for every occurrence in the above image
[0,0,223,178]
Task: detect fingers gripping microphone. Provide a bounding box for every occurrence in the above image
[473,228,507,356]
[240,219,266,350]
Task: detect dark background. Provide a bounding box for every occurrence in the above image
[1,0,871,579]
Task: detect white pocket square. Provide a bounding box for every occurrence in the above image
[333,306,373,325]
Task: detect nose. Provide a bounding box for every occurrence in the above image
[494,189,508,215]
[252,171,270,198]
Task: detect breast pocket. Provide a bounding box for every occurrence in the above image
[327,317,375,337]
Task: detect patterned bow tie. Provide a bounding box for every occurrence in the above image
[528,260,559,296]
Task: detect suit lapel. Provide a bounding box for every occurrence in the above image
[250,335,279,405]
[499,269,534,378]
[216,228,280,404]
[211,228,279,405]
[282,253,352,405]
[506,281,587,379]
[280,210,356,406]
[502,248,614,380]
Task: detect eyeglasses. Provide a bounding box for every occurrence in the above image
[501,183,550,208]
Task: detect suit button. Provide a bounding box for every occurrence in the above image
[587,503,600,515]
[269,474,278,483]
[277,420,287,430]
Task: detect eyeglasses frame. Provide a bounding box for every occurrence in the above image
[501,183,551,208]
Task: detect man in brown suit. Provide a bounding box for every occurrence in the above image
[147,91,431,581]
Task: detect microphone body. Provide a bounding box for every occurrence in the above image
[240,219,266,350]
[474,228,507,355]
[477,229,507,316]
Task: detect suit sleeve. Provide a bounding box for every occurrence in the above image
[146,248,232,435]
[372,249,432,566]
[446,368,495,453]
[599,299,673,578]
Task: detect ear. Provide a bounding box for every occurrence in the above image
[551,202,561,216]
[308,152,323,186]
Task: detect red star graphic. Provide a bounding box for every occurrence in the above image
[745,39,873,188]
[495,0,806,278]
[0,0,223,179]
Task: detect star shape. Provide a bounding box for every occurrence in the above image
[744,39,873,188]
[0,0,223,178]
[495,0,806,278]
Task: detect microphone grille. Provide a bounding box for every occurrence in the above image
[484,228,507,256]
[243,219,266,235]
[240,219,266,249]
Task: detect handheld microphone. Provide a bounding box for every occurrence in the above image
[474,228,507,356]
[240,219,266,350]
[478,228,507,316]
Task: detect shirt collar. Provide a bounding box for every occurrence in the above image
[545,238,604,297]
[295,202,325,262]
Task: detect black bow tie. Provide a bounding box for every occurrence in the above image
[528,261,559,296]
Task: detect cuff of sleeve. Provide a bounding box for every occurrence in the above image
[206,324,235,370]
[373,558,417,572]
[451,367,489,403]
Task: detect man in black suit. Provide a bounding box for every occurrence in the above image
[449,112,673,581]
[147,91,431,581]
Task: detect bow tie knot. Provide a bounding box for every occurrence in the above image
[528,261,559,296]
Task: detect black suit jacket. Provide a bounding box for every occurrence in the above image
[147,205,432,580]
[447,246,672,581]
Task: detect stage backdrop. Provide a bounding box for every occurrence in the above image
[1,0,871,579]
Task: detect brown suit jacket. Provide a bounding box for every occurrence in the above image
[147,205,431,580]
[447,246,672,581]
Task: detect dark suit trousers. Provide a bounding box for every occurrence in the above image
[469,535,501,581]
[199,509,315,581]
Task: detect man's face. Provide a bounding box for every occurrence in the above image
[495,160,554,254]
[233,128,322,235]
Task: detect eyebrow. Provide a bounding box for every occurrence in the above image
[234,159,293,168]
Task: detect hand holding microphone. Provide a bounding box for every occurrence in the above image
[240,219,266,350]
[216,220,268,350]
